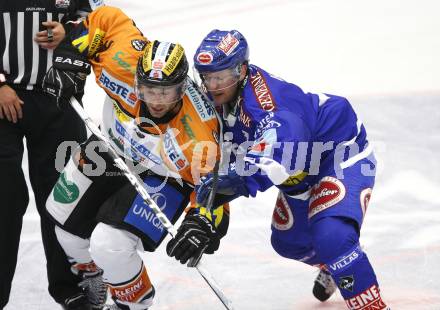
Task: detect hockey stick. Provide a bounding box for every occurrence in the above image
[204,161,220,211]
[69,97,234,310]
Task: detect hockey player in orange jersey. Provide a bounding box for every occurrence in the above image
[42,6,228,310]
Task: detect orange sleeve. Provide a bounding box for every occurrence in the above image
[74,6,143,59]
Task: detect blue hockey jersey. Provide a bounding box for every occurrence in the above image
[221,64,373,197]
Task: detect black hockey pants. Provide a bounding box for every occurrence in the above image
[0,89,87,307]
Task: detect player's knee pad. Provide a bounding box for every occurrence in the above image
[90,223,143,283]
[46,156,92,226]
[311,216,359,263]
[271,191,319,264]
[271,235,319,265]
[55,225,92,264]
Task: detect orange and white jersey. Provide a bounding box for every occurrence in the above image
[70,6,220,185]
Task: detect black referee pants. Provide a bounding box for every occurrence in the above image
[0,89,87,307]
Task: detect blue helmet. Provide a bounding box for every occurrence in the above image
[193,29,249,73]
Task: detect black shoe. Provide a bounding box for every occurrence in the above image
[61,292,92,310]
[312,269,337,302]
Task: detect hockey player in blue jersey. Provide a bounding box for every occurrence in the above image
[166,29,390,309]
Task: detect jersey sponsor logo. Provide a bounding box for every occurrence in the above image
[114,120,162,165]
[328,246,362,273]
[124,177,185,243]
[339,275,355,292]
[282,171,308,186]
[130,203,165,232]
[53,172,79,204]
[250,70,276,111]
[163,128,189,170]
[99,69,137,107]
[217,33,239,56]
[180,114,196,140]
[239,106,251,127]
[88,28,106,56]
[131,39,147,51]
[345,285,387,310]
[272,192,294,230]
[187,84,215,121]
[55,0,70,9]
[151,192,167,210]
[113,102,131,123]
[112,51,136,74]
[308,176,346,218]
[255,112,281,136]
[360,188,372,219]
[109,265,151,302]
[196,52,213,64]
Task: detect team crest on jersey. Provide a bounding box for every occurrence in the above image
[308,176,346,218]
[131,39,147,51]
[250,70,276,111]
[272,192,294,230]
[55,0,70,9]
[217,33,239,56]
[249,128,277,157]
[360,188,372,219]
[196,52,213,64]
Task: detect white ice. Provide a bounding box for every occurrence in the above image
[7,0,440,309]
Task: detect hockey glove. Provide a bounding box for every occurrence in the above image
[42,42,91,108]
[196,164,250,206]
[166,209,220,267]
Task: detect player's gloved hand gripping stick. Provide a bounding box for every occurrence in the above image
[69,97,234,310]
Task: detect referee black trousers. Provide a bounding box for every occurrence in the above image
[0,89,87,307]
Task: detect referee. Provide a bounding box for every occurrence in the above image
[0,1,103,309]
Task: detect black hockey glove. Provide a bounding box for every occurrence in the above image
[42,42,91,108]
[166,209,221,267]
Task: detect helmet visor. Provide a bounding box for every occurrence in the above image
[135,77,186,105]
[195,66,241,92]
